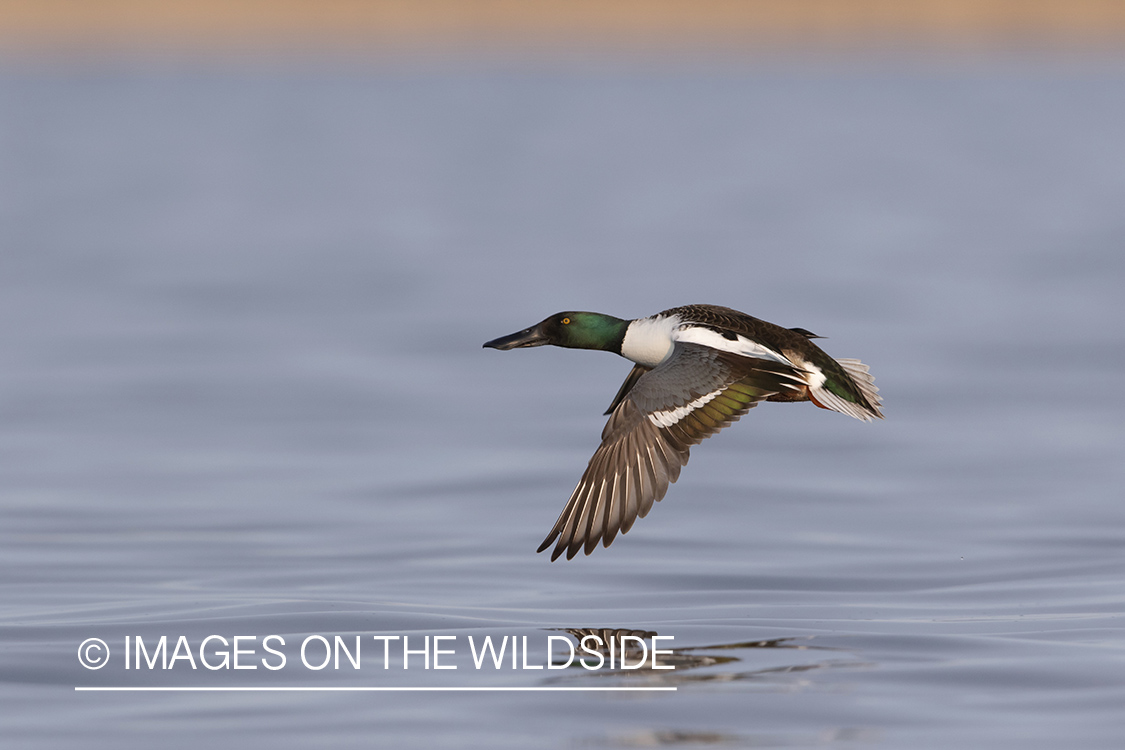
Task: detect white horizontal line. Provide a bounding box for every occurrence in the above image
[76,686,675,692]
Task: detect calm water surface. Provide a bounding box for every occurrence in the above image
[1,61,1124,748]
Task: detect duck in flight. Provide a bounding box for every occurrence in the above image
[484,305,882,561]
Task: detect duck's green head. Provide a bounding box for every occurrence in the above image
[484,312,628,353]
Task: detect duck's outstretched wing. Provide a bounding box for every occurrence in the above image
[537,343,806,561]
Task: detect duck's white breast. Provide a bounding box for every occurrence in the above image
[620,315,681,367]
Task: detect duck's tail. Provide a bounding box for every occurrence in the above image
[807,358,883,422]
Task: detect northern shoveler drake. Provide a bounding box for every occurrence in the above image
[484,305,883,561]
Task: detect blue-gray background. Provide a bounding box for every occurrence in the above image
[2,60,1124,748]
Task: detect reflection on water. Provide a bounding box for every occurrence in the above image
[544,628,880,745]
[549,628,870,689]
[602,726,883,748]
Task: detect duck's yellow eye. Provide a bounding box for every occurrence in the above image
[562,317,570,325]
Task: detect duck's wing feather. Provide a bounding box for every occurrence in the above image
[538,343,805,561]
[603,363,650,415]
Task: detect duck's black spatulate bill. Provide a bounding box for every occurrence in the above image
[484,325,549,350]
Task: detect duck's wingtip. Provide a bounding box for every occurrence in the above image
[540,544,566,562]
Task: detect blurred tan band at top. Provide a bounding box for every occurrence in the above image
[2,0,1125,54]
